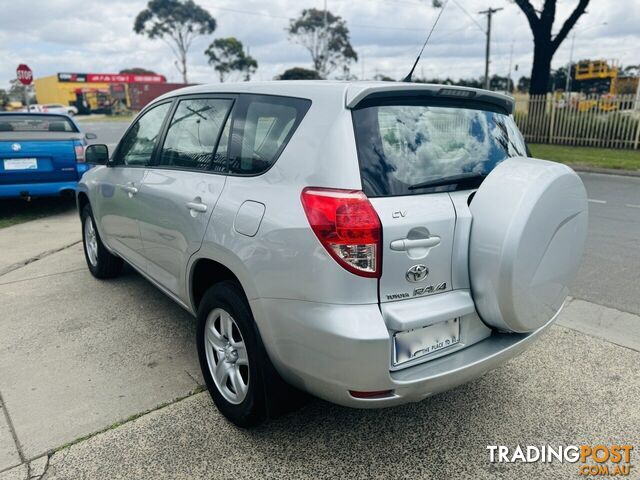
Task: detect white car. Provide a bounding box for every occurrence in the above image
[27,104,77,116]
[77,81,588,427]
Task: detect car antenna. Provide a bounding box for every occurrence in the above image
[402,0,450,83]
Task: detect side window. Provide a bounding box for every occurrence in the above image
[116,102,171,166]
[229,95,311,175]
[159,98,233,171]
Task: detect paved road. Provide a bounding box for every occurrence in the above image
[77,119,129,152]
[574,173,640,315]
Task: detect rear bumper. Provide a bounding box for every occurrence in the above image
[0,181,79,198]
[250,297,556,408]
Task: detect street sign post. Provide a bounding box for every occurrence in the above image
[16,64,33,109]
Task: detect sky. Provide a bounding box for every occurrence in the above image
[0,0,638,90]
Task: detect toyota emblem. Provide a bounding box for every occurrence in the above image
[406,264,429,282]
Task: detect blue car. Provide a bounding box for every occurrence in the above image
[0,112,96,199]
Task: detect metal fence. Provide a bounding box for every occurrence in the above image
[513,93,640,149]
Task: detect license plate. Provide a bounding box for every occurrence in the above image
[4,158,38,170]
[393,318,460,366]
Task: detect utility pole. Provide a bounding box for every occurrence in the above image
[479,7,502,90]
[565,31,576,97]
[507,40,514,93]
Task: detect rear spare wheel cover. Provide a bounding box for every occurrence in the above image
[469,158,588,333]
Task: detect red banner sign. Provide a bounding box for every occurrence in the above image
[57,72,166,84]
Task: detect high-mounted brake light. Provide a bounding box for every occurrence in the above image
[74,143,85,163]
[438,88,475,98]
[301,187,381,278]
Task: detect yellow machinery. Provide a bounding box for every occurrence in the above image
[574,60,619,112]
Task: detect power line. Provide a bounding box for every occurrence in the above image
[208,4,473,33]
[451,0,485,32]
[209,6,289,20]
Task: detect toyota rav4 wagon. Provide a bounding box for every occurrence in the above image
[77,81,588,427]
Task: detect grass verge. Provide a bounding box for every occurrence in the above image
[529,144,640,171]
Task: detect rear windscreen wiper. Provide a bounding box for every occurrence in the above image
[408,172,487,190]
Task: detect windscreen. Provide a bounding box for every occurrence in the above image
[352,102,527,197]
[0,115,77,133]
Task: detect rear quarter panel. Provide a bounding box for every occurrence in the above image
[192,92,379,307]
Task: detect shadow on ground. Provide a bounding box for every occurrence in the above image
[0,197,76,229]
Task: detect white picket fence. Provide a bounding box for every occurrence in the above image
[513,93,640,149]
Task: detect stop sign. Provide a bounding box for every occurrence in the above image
[16,64,33,86]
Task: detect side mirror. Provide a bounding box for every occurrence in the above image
[85,132,98,140]
[85,144,109,165]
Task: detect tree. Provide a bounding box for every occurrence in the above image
[514,0,590,95]
[0,89,9,110]
[275,67,322,80]
[549,66,569,92]
[489,74,512,92]
[205,37,258,82]
[287,8,357,78]
[134,0,216,83]
[8,79,35,105]
[622,65,639,77]
[517,76,531,92]
[119,68,158,75]
[374,74,396,82]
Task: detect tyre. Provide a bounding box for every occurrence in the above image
[81,204,123,279]
[197,281,300,427]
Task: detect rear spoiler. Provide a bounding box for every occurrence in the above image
[345,83,514,114]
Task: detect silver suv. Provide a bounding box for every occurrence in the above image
[78,81,588,427]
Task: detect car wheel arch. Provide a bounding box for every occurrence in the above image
[189,257,254,313]
[77,191,90,218]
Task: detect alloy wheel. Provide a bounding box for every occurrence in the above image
[204,308,250,404]
[84,216,98,267]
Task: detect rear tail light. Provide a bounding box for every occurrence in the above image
[301,187,382,278]
[74,144,85,163]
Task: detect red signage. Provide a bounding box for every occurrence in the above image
[57,72,166,84]
[16,64,33,85]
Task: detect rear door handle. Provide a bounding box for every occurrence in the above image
[390,236,441,251]
[121,184,138,196]
[186,201,208,213]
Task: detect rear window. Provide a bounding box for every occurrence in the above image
[228,95,311,175]
[0,115,77,133]
[159,98,233,171]
[352,102,527,197]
